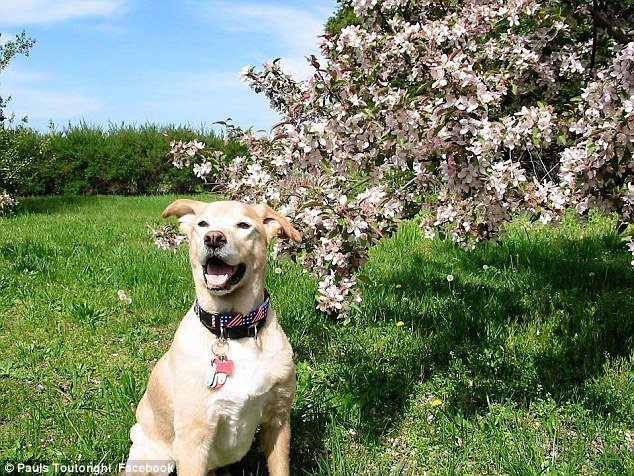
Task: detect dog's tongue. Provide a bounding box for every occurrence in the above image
[206,261,236,287]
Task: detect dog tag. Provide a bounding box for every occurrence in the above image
[205,356,234,389]
[204,362,218,387]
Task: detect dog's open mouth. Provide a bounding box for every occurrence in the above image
[203,257,246,291]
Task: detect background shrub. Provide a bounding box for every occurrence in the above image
[0,122,246,196]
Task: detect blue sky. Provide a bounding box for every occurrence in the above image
[0,0,337,132]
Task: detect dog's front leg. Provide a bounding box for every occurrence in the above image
[261,415,291,476]
[172,421,213,476]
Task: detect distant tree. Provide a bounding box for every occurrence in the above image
[0,30,35,212]
[324,4,358,36]
[0,30,36,127]
[0,30,35,69]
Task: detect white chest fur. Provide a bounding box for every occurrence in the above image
[171,309,293,469]
[205,346,273,466]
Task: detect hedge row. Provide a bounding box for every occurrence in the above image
[0,123,245,196]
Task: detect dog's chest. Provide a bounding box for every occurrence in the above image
[172,312,293,468]
[208,352,273,415]
[202,345,277,465]
[213,368,268,445]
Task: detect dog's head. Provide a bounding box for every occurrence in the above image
[162,199,300,305]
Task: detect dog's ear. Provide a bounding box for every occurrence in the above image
[162,199,207,235]
[253,204,302,244]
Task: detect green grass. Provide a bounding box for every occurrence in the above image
[1,196,633,475]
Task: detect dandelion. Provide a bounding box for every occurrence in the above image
[118,290,132,305]
[395,283,403,289]
[482,264,489,270]
[274,267,282,274]
[396,321,405,327]
[431,398,443,407]
[446,274,454,282]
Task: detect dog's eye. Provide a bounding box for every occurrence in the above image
[197,220,209,228]
[236,222,252,230]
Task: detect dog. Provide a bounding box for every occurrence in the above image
[123,199,301,476]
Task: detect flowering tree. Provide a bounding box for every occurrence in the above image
[168,0,633,315]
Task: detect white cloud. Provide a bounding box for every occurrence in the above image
[130,87,281,133]
[1,65,50,83]
[208,1,328,52]
[1,66,101,122]
[161,70,245,93]
[195,0,335,79]
[0,0,126,26]
[143,68,278,127]
[6,88,101,120]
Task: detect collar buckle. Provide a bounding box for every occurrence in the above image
[249,323,259,340]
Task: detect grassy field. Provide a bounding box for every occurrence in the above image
[1,195,633,475]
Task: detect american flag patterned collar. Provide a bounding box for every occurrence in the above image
[194,291,270,339]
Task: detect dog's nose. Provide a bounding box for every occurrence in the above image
[204,230,227,249]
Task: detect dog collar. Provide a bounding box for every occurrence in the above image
[194,291,270,339]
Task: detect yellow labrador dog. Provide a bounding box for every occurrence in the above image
[123,199,300,476]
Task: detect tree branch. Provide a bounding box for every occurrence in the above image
[592,7,630,43]
[562,0,631,44]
